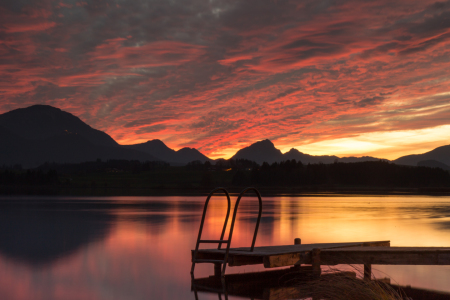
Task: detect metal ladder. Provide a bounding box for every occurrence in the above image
[190,187,263,278]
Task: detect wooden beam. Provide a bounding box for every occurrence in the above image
[361,241,390,247]
[312,248,321,278]
[263,251,311,268]
[321,247,450,265]
[364,263,371,280]
[228,255,264,266]
[214,263,221,277]
[193,241,392,269]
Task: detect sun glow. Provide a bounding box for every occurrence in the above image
[284,125,450,160]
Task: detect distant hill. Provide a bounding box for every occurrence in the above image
[0,105,159,168]
[417,160,450,171]
[0,130,159,168]
[6,105,449,169]
[124,139,213,165]
[232,139,284,164]
[0,105,117,147]
[394,145,450,166]
[231,139,383,165]
[339,156,383,163]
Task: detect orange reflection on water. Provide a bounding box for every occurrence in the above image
[0,195,450,299]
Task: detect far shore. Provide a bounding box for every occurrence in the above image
[1,185,450,198]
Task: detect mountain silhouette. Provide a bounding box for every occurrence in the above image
[0,105,117,147]
[394,145,450,166]
[417,159,450,171]
[124,139,212,165]
[283,148,338,164]
[232,139,284,164]
[0,105,159,167]
[231,139,382,165]
[2,105,449,169]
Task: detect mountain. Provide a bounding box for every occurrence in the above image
[283,148,338,164]
[417,160,450,171]
[0,105,159,167]
[394,145,450,166]
[0,105,117,147]
[232,139,283,164]
[231,139,382,165]
[339,156,384,163]
[0,130,159,168]
[177,147,213,164]
[124,139,213,165]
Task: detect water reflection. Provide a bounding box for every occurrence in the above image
[0,196,449,300]
[0,207,113,265]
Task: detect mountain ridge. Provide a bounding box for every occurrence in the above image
[0,105,118,147]
[124,139,212,165]
[1,105,450,169]
[394,145,450,166]
[231,139,384,165]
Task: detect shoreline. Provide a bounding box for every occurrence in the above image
[1,185,450,197]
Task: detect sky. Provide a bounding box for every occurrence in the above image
[1,0,450,160]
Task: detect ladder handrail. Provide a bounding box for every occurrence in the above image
[222,187,262,275]
[191,188,231,275]
[191,187,263,278]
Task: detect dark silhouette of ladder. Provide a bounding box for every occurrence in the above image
[190,187,263,278]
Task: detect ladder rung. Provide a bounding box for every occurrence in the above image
[193,259,225,264]
[199,239,229,243]
[192,284,225,293]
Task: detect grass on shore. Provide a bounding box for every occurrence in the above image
[281,266,407,300]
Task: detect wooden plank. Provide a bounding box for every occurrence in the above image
[321,247,450,265]
[312,248,321,278]
[228,254,264,266]
[195,241,390,257]
[260,241,390,268]
[193,241,390,268]
[364,263,371,280]
[263,251,311,268]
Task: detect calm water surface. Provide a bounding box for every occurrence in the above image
[0,195,450,299]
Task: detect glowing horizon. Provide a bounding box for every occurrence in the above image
[116,124,450,161]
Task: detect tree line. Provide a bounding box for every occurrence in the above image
[232,160,450,188]
[1,159,449,190]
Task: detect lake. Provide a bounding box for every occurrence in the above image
[0,194,449,299]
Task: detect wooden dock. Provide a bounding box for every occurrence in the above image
[190,187,450,281]
[191,188,450,299]
[192,240,450,278]
[192,240,390,267]
[192,241,450,299]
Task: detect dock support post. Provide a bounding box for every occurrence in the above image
[214,263,222,277]
[364,263,371,281]
[292,238,302,270]
[312,248,321,278]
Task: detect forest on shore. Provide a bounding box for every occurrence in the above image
[1,159,450,196]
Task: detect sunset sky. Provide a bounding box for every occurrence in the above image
[1,0,450,159]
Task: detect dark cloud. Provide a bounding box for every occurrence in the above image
[356,96,385,107]
[135,124,166,134]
